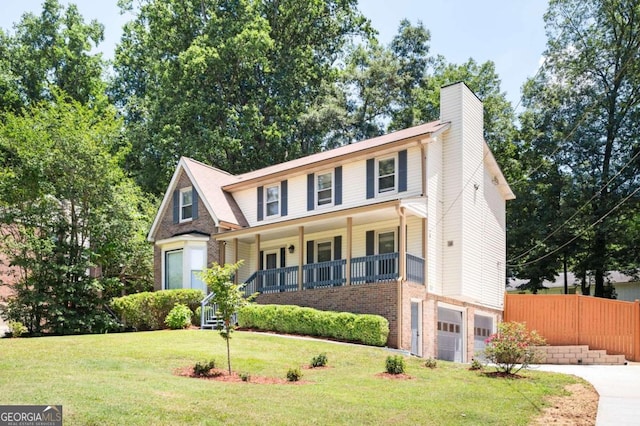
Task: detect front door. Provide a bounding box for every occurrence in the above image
[378,231,396,277]
[316,241,332,283]
[265,252,278,288]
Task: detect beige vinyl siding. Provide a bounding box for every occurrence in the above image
[236,241,253,283]
[229,145,424,227]
[406,216,423,257]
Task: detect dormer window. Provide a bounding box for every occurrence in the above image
[180,187,193,221]
[377,157,396,193]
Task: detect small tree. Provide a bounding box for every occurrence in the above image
[483,321,546,376]
[199,261,250,374]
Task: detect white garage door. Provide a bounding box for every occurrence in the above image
[437,307,463,362]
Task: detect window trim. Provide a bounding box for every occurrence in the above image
[179,187,193,222]
[165,249,184,290]
[265,184,280,218]
[316,170,334,208]
[376,155,397,194]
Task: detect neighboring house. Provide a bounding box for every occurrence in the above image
[148,82,515,362]
[509,271,640,301]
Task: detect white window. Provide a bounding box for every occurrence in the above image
[265,185,280,217]
[377,157,396,193]
[165,250,183,289]
[316,172,333,206]
[180,188,193,221]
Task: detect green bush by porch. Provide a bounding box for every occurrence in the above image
[110,289,204,330]
[237,304,389,346]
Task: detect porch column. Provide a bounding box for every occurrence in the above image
[255,234,261,268]
[399,207,407,282]
[233,238,239,284]
[423,218,428,290]
[298,226,304,290]
[346,217,352,285]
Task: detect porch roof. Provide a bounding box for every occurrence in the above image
[215,198,427,243]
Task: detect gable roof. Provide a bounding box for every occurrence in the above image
[147,157,248,242]
[222,120,451,190]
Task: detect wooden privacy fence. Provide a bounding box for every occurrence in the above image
[504,294,640,361]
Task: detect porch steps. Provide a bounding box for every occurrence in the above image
[534,345,627,365]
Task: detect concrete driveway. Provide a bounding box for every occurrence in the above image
[536,363,640,425]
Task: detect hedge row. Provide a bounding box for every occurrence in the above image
[237,304,389,347]
[110,289,204,330]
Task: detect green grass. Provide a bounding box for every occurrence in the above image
[0,330,582,425]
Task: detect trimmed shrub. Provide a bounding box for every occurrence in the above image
[424,358,437,369]
[8,321,27,338]
[110,289,204,330]
[385,355,405,375]
[165,304,193,329]
[193,360,216,377]
[237,304,389,346]
[310,353,328,368]
[286,367,302,382]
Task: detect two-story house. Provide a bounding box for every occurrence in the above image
[147,82,515,362]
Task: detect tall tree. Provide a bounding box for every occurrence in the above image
[112,0,370,194]
[0,93,152,334]
[0,0,106,112]
[517,0,640,297]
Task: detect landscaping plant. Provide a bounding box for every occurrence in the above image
[310,353,328,368]
[193,360,216,377]
[385,355,406,375]
[164,304,192,329]
[286,367,302,382]
[200,261,251,373]
[483,321,546,375]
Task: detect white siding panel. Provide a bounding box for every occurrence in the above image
[426,135,443,294]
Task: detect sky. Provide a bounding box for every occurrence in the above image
[0,0,549,108]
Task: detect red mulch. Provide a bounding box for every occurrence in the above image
[174,366,309,384]
[375,372,414,380]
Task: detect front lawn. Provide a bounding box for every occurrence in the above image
[0,330,582,425]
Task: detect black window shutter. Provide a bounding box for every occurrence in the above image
[366,159,375,199]
[366,231,375,256]
[334,235,343,284]
[305,240,314,284]
[259,250,264,270]
[365,231,375,282]
[281,180,288,216]
[398,149,408,192]
[172,190,179,223]
[307,173,314,211]
[257,186,264,222]
[192,188,199,219]
[280,247,286,267]
[335,166,342,205]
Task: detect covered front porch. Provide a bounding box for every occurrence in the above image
[217,199,429,295]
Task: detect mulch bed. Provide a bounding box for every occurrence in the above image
[375,372,414,380]
[174,366,309,384]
